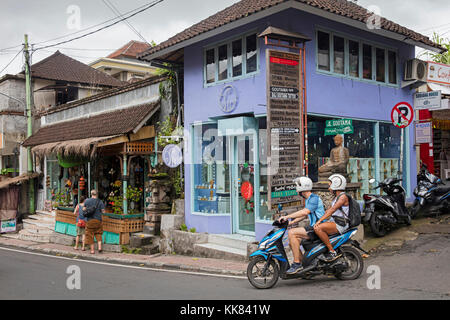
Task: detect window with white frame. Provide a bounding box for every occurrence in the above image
[204,33,259,85]
[316,29,398,86]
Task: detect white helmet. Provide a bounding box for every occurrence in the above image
[328,174,347,191]
[293,177,313,193]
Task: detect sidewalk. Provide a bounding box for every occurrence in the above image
[1,213,448,277]
[0,236,248,277]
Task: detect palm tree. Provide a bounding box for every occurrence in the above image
[418,32,450,64]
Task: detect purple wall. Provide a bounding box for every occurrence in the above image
[183,8,417,240]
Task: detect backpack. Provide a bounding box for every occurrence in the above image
[83,199,100,218]
[336,193,361,228]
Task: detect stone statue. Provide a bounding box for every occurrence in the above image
[318,135,349,182]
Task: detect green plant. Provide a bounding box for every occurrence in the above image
[180,223,188,232]
[418,32,450,64]
[54,188,71,207]
[189,228,196,233]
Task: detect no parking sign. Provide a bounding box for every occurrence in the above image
[391,102,414,128]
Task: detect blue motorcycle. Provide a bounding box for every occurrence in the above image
[247,220,367,289]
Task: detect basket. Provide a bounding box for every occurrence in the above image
[102,216,144,233]
[55,209,76,225]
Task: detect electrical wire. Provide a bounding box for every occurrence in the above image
[102,0,150,45]
[33,0,163,51]
[33,0,162,48]
[0,49,24,76]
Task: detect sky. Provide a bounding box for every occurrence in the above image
[0,0,449,77]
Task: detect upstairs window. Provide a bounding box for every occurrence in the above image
[204,33,259,86]
[316,29,398,86]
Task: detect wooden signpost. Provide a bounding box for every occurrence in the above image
[267,50,303,208]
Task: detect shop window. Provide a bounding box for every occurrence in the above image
[206,48,215,84]
[204,33,258,86]
[388,51,397,84]
[317,31,330,71]
[349,40,360,78]
[192,123,229,214]
[379,123,401,182]
[218,44,228,81]
[362,44,373,80]
[376,48,386,82]
[232,39,243,77]
[333,36,345,74]
[246,34,257,74]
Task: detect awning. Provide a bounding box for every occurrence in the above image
[23,101,160,157]
[31,135,120,158]
[428,83,450,96]
[0,172,41,190]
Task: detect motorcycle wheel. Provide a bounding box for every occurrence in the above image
[335,247,364,280]
[370,211,388,237]
[247,256,279,289]
[410,201,421,219]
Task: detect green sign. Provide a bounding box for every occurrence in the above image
[271,190,298,199]
[325,119,353,136]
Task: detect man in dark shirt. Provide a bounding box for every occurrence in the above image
[83,190,105,254]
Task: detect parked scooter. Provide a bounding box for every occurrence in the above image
[247,219,367,289]
[363,178,412,237]
[411,163,450,218]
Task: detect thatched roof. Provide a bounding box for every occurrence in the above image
[0,172,41,190]
[31,135,120,158]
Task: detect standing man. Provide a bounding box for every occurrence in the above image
[83,190,105,254]
[279,177,326,274]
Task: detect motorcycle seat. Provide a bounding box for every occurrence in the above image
[433,186,450,196]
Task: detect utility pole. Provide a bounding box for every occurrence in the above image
[24,34,35,214]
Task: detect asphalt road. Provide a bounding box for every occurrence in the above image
[0,234,449,300]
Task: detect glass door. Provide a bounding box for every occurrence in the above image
[230,134,258,235]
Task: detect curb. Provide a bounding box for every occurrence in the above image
[0,239,247,277]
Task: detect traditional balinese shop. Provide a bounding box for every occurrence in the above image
[23,75,175,245]
[137,1,438,241]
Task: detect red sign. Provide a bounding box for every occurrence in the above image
[391,102,414,128]
[269,56,299,66]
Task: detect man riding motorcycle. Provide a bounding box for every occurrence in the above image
[278,176,326,274]
[314,174,350,262]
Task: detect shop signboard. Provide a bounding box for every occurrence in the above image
[0,133,3,149]
[266,49,303,208]
[427,61,450,86]
[414,122,432,144]
[324,119,354,136]
[162,144,183,168]
[414,90,442,110]
[0,219,17,233]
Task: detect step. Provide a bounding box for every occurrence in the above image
[18,229,51,243]
[28,214,55,223]
[22,225,54,235]
[193,243,247,261]
[130,233,155,247]
[23,219,55,230]
[35,210,56,217]
[207,234,254,251]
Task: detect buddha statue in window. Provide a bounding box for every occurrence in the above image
[318,135,349,182]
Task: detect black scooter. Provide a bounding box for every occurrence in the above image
[411,163,450,218]
[363,178,412,237]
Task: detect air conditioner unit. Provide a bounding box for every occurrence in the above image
[404,59,428,82]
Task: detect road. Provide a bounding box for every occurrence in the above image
[0,234,449,300]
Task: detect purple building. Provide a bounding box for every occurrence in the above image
[139,0,444,241]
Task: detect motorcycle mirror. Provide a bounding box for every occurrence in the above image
[369,178,376,184]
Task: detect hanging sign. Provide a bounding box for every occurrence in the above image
[415,122,433,144]
[427,61,450,86]
[391,102,414,128]
[266,49,303,208]
[325,119,354,136]
[162,144,183,168]
[414,91,442,110]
